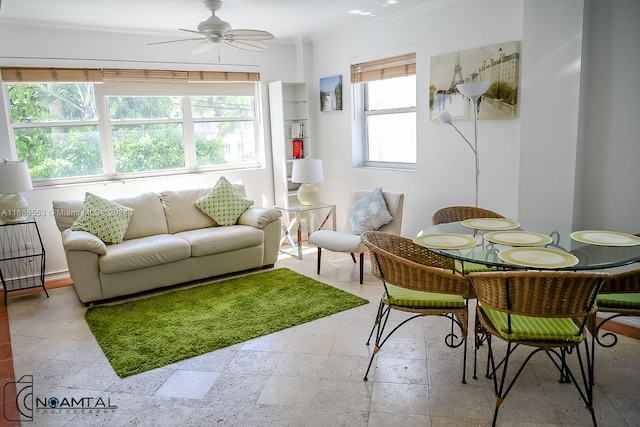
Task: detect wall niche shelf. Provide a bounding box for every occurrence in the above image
[268,81,312,207]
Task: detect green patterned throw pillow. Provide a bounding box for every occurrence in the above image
[347,187,393,234]
[71,192,134,244]
[195,177,254,226]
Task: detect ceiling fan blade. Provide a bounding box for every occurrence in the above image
[179,28,206,35]
[224,29,275,41]
[224,39,268,52]
[147,37,205,46]
[192,40,216,55]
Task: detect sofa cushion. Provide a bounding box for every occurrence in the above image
[99,234,191,274]
[195,177,254,226]
[52,199,84,231]
[177,226,263,257]
[71,193,134,244]
[160,182,247,234]
[114,192,169,240]
[53,192,169,239]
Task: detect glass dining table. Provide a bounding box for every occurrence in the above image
[416,218,640,271]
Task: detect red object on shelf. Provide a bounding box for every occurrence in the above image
[293,139,304,158]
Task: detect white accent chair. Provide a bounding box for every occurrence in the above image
[309,190,404,284]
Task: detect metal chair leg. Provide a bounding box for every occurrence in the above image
[366,299,385,345]
[316,247,322,275]
[359,252,364,284]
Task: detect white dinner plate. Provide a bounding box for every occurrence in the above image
[570,230,640,247]
[414,233,479,250]
[461,218,520,231]
[484,231,553,247]
[498,247,579,269]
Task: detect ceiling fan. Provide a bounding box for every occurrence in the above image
[148,0,274,54]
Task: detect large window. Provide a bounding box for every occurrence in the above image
[2,68,262,184]
[352,53,416,168]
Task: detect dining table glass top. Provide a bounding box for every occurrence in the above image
[416,219,640,271]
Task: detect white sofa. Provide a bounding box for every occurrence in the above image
[52,186,282,303]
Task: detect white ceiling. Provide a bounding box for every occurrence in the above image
[0,0,436,41]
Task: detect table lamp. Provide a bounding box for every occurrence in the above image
[291,158,323,206]
[438,81,491,207]
[0,159,33,223]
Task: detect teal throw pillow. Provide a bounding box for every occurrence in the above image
[70,192,134,244]
[195,176,254,226]
[348,187,393,234]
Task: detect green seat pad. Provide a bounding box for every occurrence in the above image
[384,284,465,308]
[481,306,582,342]
[455,260,497,275]
[597,293,640,309]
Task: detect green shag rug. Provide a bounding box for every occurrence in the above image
[85,268,368,377]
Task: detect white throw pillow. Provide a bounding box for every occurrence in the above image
[347,188,393,234]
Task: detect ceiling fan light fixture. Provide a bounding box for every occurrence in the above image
[197,14,231,34]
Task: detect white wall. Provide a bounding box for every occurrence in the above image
[2,0,639,279]
[311,0,639,239]
[0,22,299,277]
[310,0,523,238]
[518,0,585,224]
[578,0,640,232]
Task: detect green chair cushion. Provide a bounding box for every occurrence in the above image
[455,260,497,275]
[481,306,582,342]
[597,293,640,309]
[384,284,465,308]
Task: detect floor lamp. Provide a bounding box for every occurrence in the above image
[438,81,491,208]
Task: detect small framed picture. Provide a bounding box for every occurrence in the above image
[320,75,343,112]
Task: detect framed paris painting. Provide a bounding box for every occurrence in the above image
[430,40,520,120]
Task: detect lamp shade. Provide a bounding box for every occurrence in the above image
[291,158,323,184]
[0,160,33,193]
[0,160,33,223]
[457,81,491,100]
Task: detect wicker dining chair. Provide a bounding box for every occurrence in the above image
[431,205,505,225]
[431,206,505,275]
[470,270,607,427]
[590,268,640,348]
[361,231,475,383]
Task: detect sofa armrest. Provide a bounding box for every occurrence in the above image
[237,207,282,229]
[61,229,107,255]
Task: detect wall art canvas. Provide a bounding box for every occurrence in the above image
[429,41,520,120]
[320,75,343,112]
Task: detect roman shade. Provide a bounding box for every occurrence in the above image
[351,52,416,83]
[1,67,260,83]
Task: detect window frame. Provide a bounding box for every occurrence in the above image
[2,67,264,187]
[351,53,417,170]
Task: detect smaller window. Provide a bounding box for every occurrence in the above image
[364,76,416,164]
[352,53,416,168]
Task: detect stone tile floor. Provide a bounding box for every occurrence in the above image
[5,248,640,426]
